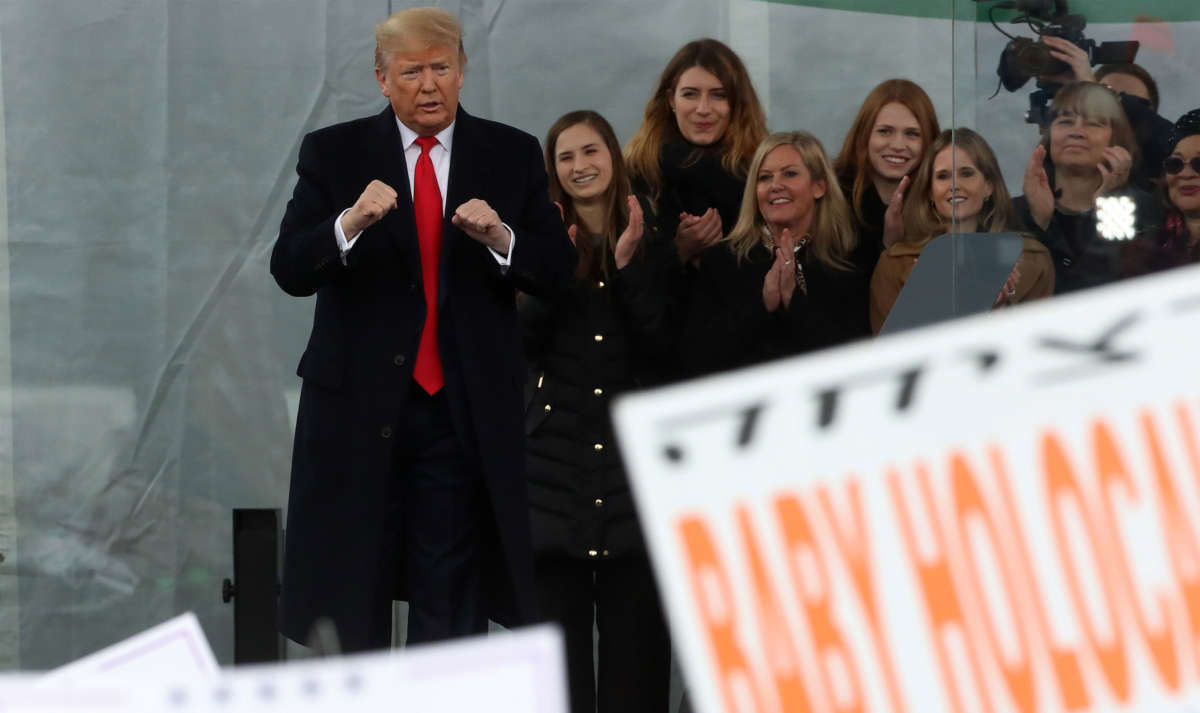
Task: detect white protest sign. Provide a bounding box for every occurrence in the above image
[615,265,1200,713]
[2,625,566,713]
[43,612,219,684]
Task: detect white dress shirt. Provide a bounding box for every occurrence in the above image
[334,116,514,265]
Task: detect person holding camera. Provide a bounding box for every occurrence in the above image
[1015,81,1161,294]
[1035,38,1172,188]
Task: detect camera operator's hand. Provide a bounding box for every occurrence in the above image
[1023,145,1055,231]
[882,176,909,248]
[1040,36,1096,83]
[1094,146,1133,200]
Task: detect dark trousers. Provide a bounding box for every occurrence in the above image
[535,556,671,713]
[385,387,489,646]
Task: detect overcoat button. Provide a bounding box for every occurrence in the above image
[381,426,393,439]
[393,354,406,366]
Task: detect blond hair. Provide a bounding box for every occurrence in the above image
[726,132,857,271]
[374,7,466,72]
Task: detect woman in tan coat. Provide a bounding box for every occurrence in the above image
[870,128,1054,333]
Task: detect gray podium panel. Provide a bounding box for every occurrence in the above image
[879,232,1026,336]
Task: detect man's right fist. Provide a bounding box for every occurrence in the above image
[341,180,399,240]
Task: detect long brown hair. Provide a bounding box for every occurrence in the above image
[624,39,767,200]
[902,128,1015,242]
[545,110,634,280]
[833,79,940,226]
[726,132,857,271]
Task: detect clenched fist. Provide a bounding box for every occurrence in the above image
[452,198,512,255]
[341,180,399,240]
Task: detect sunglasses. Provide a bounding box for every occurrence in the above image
[1164,156,1200,175]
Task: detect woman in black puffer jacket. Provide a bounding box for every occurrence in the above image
[520,110,672,713]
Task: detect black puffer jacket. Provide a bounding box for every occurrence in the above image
[519,229,673,561]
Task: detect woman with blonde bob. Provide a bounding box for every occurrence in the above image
[870,128,1054,333]
[679,131,871,377]
[625,38,768,263]
[1016,81,1161,293]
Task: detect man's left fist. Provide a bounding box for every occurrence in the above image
[452,199,511,255]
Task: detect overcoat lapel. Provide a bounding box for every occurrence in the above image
[369,107,421,287]
[441,107,487,309]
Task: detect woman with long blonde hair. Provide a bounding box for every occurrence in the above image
[679,131,871,376]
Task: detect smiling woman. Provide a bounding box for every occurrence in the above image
[520,110,673,713]
[869,129,1055,333]
[677,131,871,378]
[1125,109,1200,274]
[1013,81,1163,294]
[625,39,768,265]
[834,79,941,257]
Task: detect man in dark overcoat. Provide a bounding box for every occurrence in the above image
[270,6,573,651]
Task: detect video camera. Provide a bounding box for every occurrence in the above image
[976,0,1139,125]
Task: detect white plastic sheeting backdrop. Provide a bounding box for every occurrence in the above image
[0,0,1193,669]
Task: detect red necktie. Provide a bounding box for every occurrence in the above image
[413,135,444,394]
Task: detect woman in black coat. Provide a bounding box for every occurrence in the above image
[680,131,871,378]
[1015,81,1163,293]
[520,110,671,713]
[625,39,768,264]
[833,78,940,257]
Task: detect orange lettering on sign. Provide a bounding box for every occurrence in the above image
[774,494,864,713]
[948,451,1036,713]
[1093,418,1181,690]
[1043,430,1131,701]
[736,505,817,713]
[1168,402,1200,666]
[679,515,769,713]
[817,480,908,713]
[890,466,993,713]
[990,446,1090,710]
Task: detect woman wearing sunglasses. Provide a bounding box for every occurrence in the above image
[1126,110,1200,272]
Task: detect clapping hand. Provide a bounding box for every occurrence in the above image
[882,175,910,248]
[614,196,645,270]
[676,207,723,262]
[1023,145,1055,230]
[1095,146,1133,200]
[762,228,797,312]
[994,264,1023,307]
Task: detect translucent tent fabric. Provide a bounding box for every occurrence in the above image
[0,0,1195,669]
